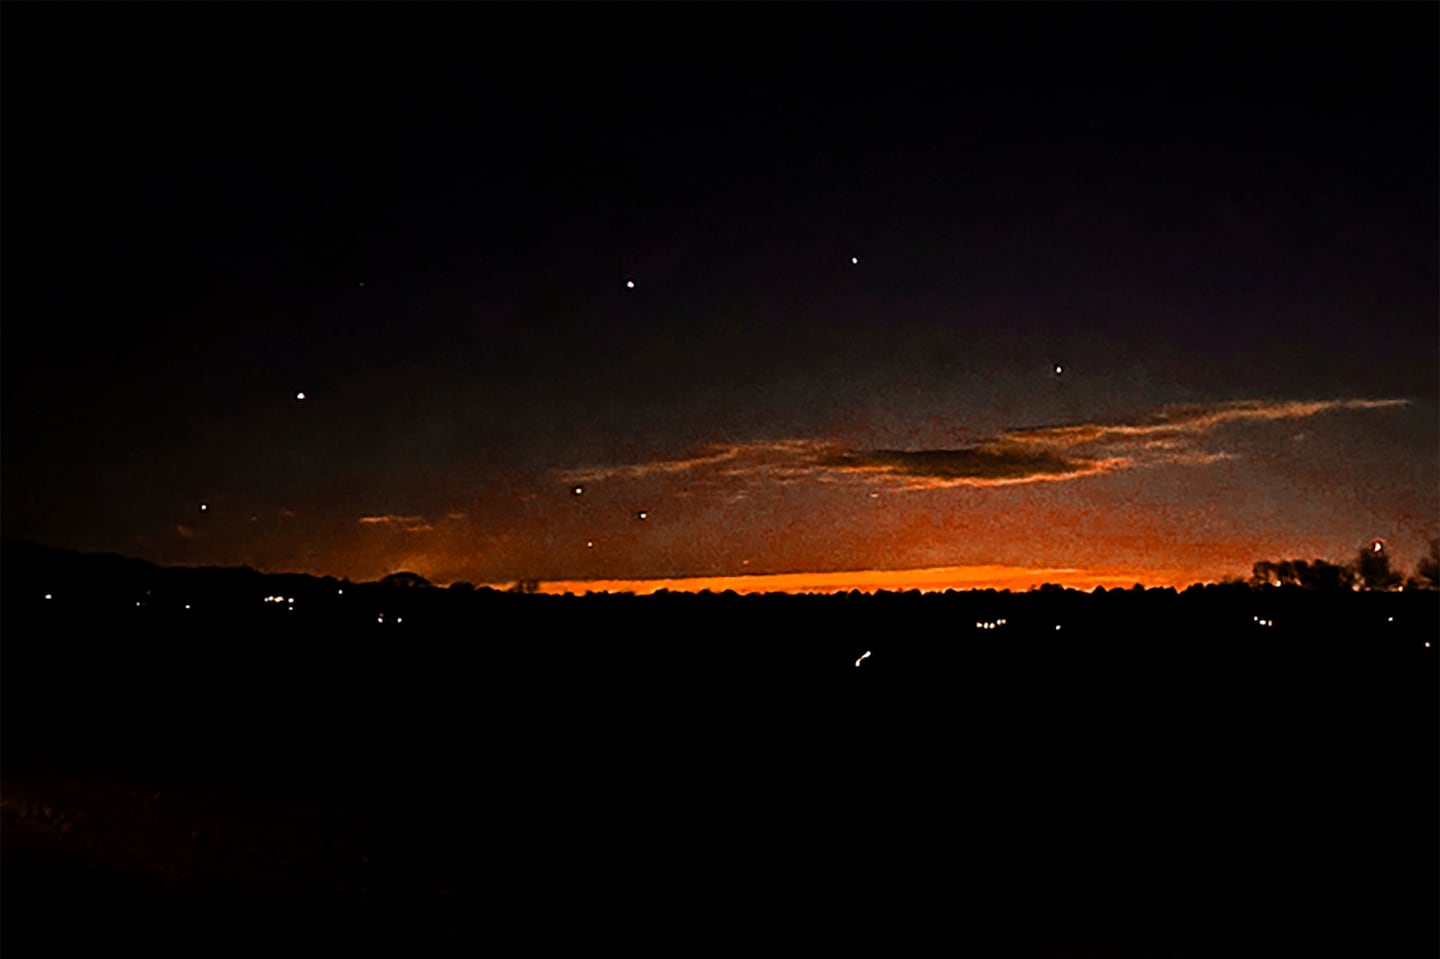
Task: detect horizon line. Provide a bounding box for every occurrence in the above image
[484,564,1229,596]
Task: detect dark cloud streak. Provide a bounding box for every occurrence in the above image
[561,398,1410,491]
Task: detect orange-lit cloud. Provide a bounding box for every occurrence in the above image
[558,397,1408,491]
[1001,398,1409,449]
[358,515,434,533]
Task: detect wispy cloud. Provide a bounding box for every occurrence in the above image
[559,398,1408,491]
[359,514,434,533]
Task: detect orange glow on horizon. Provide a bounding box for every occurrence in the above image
[516,564,1213,596]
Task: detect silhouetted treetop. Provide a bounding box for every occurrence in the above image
[1410,539,1439,591]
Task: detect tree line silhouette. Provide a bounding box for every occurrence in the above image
[1248,539,1438,593]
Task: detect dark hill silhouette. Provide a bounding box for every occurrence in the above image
[378,570,432,589]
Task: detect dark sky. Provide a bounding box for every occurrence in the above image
[5,4,1436,590]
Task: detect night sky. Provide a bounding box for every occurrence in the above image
[5,5,1436,592]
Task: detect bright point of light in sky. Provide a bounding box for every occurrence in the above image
[637,510,648,520]
[1055,625,1061,630]
[1054,364,1064,375]
[1372,540,1383,553]
[184,604,191,609]
[199,503,208,512]
[851,256,858,265]
[573,486,583,496]
[625,280,635,289]
[44,593,52,600]
[586,540,594,548]
[295,391,307,401]
[855,650,871,667]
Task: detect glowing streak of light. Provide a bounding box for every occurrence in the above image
[855,650,871,667]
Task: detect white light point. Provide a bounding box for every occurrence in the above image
[851,256,859,265]
[396,617,403,624]
[625,280,635,289]
[1372,541,1383,553]
[199,503,208,512]
[573,486,584,496]
[296,391,307,401]
[1055,625,1061,631]
[637,510,648,521]
[44,593,53,601]
[1054,365,1064,375]
[855,650,872,667]
[1387,616,1393,623]
[1427,642,1432,648]
[338,589,344,595]
[586,541,594,548]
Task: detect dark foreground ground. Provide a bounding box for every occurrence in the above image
[3,556,1436,954]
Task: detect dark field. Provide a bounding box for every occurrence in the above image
[3,550,1436,954]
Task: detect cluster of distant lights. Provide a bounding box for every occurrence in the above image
[30,588,1432,649]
